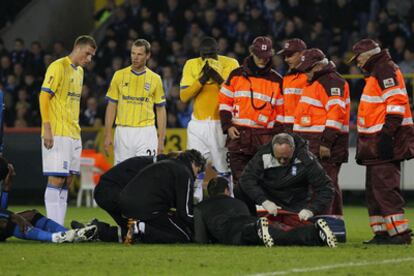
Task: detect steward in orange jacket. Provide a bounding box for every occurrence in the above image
[218,36,284,212]
[350,39,414,245]
[81,144,111,185]
[277,38,308,131]
[294,48,350,217]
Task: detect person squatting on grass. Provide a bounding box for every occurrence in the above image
[0,157,97,243]
[72,152,179,243]
[119,149,206,244]
[238,133,348,242]
[194,177,337,248]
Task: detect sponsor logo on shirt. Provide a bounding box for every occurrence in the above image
[122,95,150,103]
[383,78,395,88]
[67,92,81,98]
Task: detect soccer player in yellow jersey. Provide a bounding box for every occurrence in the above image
[180,37,239,202]
[39,35,96,225]
[104,39,166,164]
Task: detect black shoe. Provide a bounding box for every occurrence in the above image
[363,233,389,244]
[315,219,337,248]
[385,230,412,245]
[256,217,274,248]
[71,220,85,229]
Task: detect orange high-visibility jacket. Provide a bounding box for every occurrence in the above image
[282,71,308,126]
[294,64,350,134]
[357,66,412,134]
[81,149,111,184]
[218,62,284,130]
[356,50,414,164]
[293,63,350,163]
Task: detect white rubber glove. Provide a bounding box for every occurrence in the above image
[298,209,314,221]
[262,200,281,216]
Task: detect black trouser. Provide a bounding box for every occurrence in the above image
[94,220,124,243]
[94,181,128,230]
[139,213,193,244]
[233,218,322,246]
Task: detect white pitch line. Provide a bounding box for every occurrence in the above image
[247,257,414,276]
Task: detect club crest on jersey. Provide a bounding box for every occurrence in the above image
[144,82,150,91]
[291,166,297,176]
[383,78,395,88]
[330,87,341,96]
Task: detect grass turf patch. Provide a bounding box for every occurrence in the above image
[0,205,412,275]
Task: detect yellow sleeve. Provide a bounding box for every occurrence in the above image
[39,92,52,122]
[180,81,203,103]
[222,58,240,80]
[105,71,120,102]
[180,60,197,89]
[180,60,203,102]
[40,62,64,95]
[154,75,166,105]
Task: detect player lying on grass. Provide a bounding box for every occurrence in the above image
[0,157,97,243]
[194,177,337,248]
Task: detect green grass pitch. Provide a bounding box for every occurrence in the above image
[0,205,413,275]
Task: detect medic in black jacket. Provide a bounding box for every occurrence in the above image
[119,149,206,244]
[240,133,334,220]
[94,154,174,229]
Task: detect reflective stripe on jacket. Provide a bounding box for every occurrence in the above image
[293,62,350,163]
[283,71,308,125]
[357,69,413,134]
[219,57,284,129]
[355,50,414,164]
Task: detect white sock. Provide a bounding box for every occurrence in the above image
[45,185,61,224]
[138,222,145,234]
[218,172,234,197]
[51,232,62,243]
[193,173,204,203]
[58,188,68,227]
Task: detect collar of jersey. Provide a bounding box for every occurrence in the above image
[131,69,146,76]
[66,56,78,70]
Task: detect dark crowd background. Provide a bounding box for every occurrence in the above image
[1,0,414,131]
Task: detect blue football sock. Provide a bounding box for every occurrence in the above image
[13,225,53,242]
[35,216,67,232]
